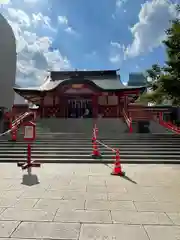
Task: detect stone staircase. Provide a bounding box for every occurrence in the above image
[0,118,180,164]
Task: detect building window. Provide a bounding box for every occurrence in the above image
[107,96,118,105]
[98,96,107,105]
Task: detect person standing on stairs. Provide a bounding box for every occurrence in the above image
[82,107,90,118]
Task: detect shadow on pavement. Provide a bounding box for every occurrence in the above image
[103,163,137,184]
[121,175,137,184]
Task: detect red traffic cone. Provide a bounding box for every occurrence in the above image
[111,149,125,176]
[92,139,101,159]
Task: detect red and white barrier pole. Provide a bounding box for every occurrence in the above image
[91,125,101,159]
[9,116,17,141]
[17,121,40,173]
[27,143,31,168]
[129,119,133,133]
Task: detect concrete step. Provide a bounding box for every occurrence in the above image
[0,153,179,159]
[0,147,180,151]
[0,131,180,163]
[15,136,180,140]
[2,158,180,164]
[0,151,179,156]
[15,132,180,136]
[0,143,179,147]
[5,134,180,140]
[2,138,180,142]
[16,134,180,140]
[3,140,178,143]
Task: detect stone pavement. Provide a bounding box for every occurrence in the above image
[0,163,180,239]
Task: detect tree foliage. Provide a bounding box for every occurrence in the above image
[138,4,180,105]
[137,64,165,104]
[161,8,180,104]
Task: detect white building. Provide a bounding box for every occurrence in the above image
[0,13,16,110]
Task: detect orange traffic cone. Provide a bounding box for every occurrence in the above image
[111,149,125,176]
[92,139,101,159]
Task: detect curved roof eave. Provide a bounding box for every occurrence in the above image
[13,79,147,94]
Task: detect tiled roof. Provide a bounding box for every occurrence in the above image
[14,76,146,92]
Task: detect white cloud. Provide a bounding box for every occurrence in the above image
[7,8,30,27]
[116,0,127,8]
[65,26,76,35]
[0,0,11,4]
[109,54,121,63]
[3,8,71,87]
[58,15,77,35]
[110,41,121,49]
[122,81,127,86]
[125,0,178,58]
[32,13,55,31]
[109,41,126,64]
[58,16,68,25]
[23,0,38,2]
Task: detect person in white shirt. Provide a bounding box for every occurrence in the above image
[83,108,90,118]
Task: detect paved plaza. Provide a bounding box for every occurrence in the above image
[0,163,179,239]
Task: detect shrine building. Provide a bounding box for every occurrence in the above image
[13,70,146,118]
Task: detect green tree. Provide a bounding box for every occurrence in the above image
[136,64,165,104]
[138,4,180,105]
[160,4,180,105]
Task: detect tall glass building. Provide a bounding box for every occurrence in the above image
[128,73,147,87]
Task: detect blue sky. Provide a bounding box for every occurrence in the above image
[0,0,178,86]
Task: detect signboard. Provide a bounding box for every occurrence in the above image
[24,126,33,139]
[101,92,108,96]
[71,84,84,89]
[24,121,35,141]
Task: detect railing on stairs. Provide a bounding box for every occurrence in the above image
[122,108,133,133]
[12,111,35,128]
[128,105,180,134]
[0,111,35,137]
[155,112,180,134]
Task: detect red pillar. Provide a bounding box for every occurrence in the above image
[52,94,56,117]
[117,94,121,117]
[63,97,68,118]
[92,94,98,119]
[40,95,44,118]
[124,94,127,110]
[53,94,56,107]
[124,94,130,117]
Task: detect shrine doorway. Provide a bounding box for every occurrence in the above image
[67,99,92,118]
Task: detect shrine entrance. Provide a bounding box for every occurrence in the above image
[67,98,92,118]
